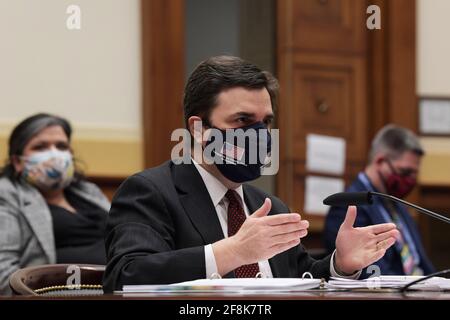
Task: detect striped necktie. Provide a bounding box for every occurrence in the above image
[386,203,423,276]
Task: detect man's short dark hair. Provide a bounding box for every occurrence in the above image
[183,55,279,128]
[368,124,425,163]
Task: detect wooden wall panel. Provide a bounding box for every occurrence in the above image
[290,54,367,163]
[289,0,366,53]
[368,0,417,135]
[386,0,417,130]
[141,0,185,168]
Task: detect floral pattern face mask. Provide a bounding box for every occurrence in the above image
[21,149,74,192]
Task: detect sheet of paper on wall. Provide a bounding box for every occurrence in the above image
[304,176,345,215]
[306,134,346,175]
[419,99,450,134]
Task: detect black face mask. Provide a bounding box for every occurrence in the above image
[204,122,272,183]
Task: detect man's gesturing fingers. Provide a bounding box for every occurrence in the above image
[262,213,301,226]
[269,220,309,236]
[376,237,396,251]
[370,222,397,235]
[374,229,400,243]
[270,229,306,245]
[269,239,301,255]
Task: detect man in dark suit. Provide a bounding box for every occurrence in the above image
[325,125,435,277]
[103,56,399,292]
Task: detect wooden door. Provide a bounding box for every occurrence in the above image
[276,0,417,241]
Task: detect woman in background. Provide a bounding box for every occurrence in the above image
[0,113,110,295]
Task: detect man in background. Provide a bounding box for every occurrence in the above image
[325,125,435,276]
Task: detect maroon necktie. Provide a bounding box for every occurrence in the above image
[225,190,260,278]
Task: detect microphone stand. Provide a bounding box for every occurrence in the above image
[370,191,450,224]
[401,269,450,292]
[372,192,450,293]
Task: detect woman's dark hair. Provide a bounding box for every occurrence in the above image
[183,55,279,128]
[0,113,84,183]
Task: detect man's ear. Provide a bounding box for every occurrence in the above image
[188,116,204,145]
[373,154,386,168]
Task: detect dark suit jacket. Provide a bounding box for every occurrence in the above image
[324,173,435,278]
[103,161,331,292]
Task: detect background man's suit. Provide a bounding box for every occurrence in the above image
[103,161,331,292]
[324,173,434,277]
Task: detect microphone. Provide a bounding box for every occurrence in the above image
[322,192,374,206]
[323,191,450,224]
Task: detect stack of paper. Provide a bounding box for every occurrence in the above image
[121,278,322,294]
[326,276,450,291]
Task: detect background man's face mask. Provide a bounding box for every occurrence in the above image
[379,159,416,199]
[204,121,272,183]
[21,149,74,191]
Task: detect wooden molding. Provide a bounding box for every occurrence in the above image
[141,0,185,168]
[368,0,417,135]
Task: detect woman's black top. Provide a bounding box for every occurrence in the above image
[48,190,107,265]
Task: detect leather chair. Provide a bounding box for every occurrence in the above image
[9,264,105,296]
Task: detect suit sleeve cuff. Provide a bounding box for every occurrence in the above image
[204,244,219,278]
[330,250,362,279]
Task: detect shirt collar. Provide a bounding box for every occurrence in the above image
[192,159,244,207]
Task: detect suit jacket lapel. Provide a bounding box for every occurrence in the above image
[19,185,56,263]
[355,173,389,226]
[243,185,290,278]
[173,163,225,245]
[370,197,394,225]
[173,164,290,278]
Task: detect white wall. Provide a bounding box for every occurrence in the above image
[0,0,143,175]
[417,0,450,185]
[0,0,141,138]
[417,0,450,96]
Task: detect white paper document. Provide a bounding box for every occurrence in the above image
[304,176,345,215]
[121,278,322,293]
[306,134,346,175]
[327,276,450,291]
